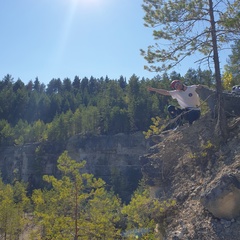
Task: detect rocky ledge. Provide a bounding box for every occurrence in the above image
[140,113,240,239]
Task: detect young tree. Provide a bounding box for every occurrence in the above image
[32,151,122,240]
[224,40,240,84]
[222,71,234,91]
[141,0,240,139]
[0,179,30,240]
[122,187,176,239]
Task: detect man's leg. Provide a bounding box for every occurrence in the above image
[167,105,184,128]
[184,109,201,125]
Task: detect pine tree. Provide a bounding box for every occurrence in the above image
[141,0,240,139]
[32,151,122,240]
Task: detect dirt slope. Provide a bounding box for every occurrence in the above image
[141,113,240,239]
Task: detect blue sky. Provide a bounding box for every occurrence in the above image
[0,0,230,85]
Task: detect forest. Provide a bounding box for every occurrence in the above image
[0,68,217,146]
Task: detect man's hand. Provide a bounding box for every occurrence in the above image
[147,87,156,92]
[147,87,170,96]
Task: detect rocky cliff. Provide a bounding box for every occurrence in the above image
[140,113,240,239]
[66,132,150,201]
[0,132,149,202]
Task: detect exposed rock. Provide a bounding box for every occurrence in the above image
[196,86,240,117]
[140,113,240,239]
[0,132,149,202]
[0,142,63,190]
[200,173,240,220]
[67,132,150,201]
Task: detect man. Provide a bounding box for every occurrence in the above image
[148,80,201,127]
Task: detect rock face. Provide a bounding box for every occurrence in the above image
[196,86,240,117]
[0,132,149,202]
[67,132,148,176]
[200,173,240,220]
[67,132,150,201]
[0,142,65,191]
[140,113,240,239]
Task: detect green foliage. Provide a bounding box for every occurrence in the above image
[122,188,176,239]
[0,179,30,239]
[188,140,216,159]
[0,70,219,145]
[220,1,240,32]
[13,119,30,144]
[222,72,234,91]
[184,68,214,88]
[30,152,178,239]
[143,116,166,139]
[0,120,14,145]
[0,153,181,240]
[199,99,210,116]
[224,40,240,85]
[200,140,215,157]
[31,151,122,240]
[141,0,239,74]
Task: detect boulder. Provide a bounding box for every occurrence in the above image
[196,86,240,117]
[200,173,240,220]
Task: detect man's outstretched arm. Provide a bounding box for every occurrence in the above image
[147,87,171,96]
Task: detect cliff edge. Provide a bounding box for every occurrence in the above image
[141,113,240,239]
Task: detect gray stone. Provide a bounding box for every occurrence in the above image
[196,86,240,117]
[200,173,240,220]
[0,132,149,201]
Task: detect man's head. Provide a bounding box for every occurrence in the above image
[171,80,183,90]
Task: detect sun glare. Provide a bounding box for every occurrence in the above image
[70,0,106,7]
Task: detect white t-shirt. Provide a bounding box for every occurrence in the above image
[169,85,200,109]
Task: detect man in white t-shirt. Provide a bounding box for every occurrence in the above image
[147,80,201,127]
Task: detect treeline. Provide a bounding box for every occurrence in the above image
[0,151,175,239]
[0,68,214,145]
